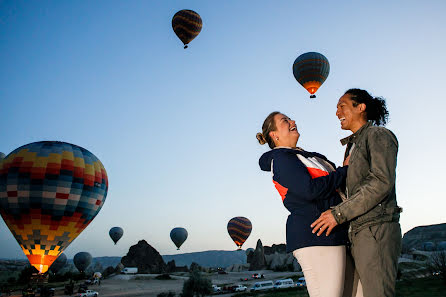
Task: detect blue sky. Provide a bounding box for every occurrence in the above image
[1,0,446,259]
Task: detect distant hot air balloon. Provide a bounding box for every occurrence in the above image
[0,152,5,160]
[292,52,330,98]
[49,253,67,274]
[0,141,108,274]
[109,227,124,245]
[227,217,252,249]
[73,252,92,273]
[172,9,202,49]
[170,227,188,250]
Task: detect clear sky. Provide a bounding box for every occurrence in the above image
[1,0,446,259]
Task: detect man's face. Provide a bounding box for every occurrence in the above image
[336,94,365,132]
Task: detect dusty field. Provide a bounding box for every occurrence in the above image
[48,270,302,297]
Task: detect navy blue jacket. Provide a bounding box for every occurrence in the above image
[259,147,348,252]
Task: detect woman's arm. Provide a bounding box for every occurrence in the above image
[272,151,347,202]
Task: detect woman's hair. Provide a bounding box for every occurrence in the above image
[256,111,280,149]
[345,88,389,126]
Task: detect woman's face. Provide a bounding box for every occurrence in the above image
[270,113,300,147]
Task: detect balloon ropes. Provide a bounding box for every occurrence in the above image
[172,9,202,49]
[292,52,330,98]
[170,227,188,250]
[227,217,252,249]
[73,251,92,273]
[109,226,124,245]
[0,141,108,274]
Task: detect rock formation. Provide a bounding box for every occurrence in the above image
[402,223,446,252]
[248,239,266,270]
[121,240,168,273]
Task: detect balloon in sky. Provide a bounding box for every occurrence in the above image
[172,9,202,49]
[292,52,330,98]
[170,227,188,250]
[49,253,67,274]
[227,217,252,249]
[109,226,124,245]
[73,251,92,273]
[0,152,5,160]
[0,141,108,273]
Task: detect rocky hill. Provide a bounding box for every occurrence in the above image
[162,250,246,268]
[402,223,446,252]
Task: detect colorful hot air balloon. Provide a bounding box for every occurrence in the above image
[227,217,252,249]
[170,227,188,250]
[109,226,124,245]
[49,253,67,274]
[73,251,92,273]
[0,141,108,274]
[172,9,202,49]
[292,52,330,98]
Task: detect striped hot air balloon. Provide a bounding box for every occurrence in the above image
[172,9,202,49]
[227,217,252,249]
[0,141,108,274]
[292,52,330,98]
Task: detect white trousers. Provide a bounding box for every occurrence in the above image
[293,245,346,297]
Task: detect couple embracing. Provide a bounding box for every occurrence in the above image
[256,89,402,297]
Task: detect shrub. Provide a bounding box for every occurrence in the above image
[181,269,212,297]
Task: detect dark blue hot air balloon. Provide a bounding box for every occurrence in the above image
[170,227,188,250]
[49,253,67,274]
[73,252,92,273]
[109,227,124,245]
[292,52,330,98]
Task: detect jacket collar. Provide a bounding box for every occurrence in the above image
[340,121,372,146]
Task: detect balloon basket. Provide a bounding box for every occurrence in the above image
[310,95,316,99]
[30,273,49,284]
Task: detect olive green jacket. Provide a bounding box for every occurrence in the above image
[331,122,402,233]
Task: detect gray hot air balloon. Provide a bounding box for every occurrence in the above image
[109,227,124,245]
[170,227,188,250]
[49,253,67,274]
[73,252,92,273]
[0,152,5,160]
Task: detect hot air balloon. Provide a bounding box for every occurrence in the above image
[227,217,252,249]
[73,252,92,273]
[0,152,5,160]
[292,52,330,98]
[172,9,202,49]
[109,226,123,245]
[49,252,67,274]
[0,141,108,274]
[170,227,188,250]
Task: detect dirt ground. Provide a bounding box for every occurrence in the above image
[47,270,302,297]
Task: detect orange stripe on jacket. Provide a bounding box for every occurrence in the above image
[306,167,329,179]
[273,180,288,202]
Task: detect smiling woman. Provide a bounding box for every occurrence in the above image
[256,111,351,297]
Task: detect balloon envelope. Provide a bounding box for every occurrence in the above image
[227,217,252,249]
[0,141,108,273]
[73,252,92,273]
[170,227,188,250]
[49,253,67,274]
[292,52,330,98]
[109,226,124,244]
[172,9,202,48]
